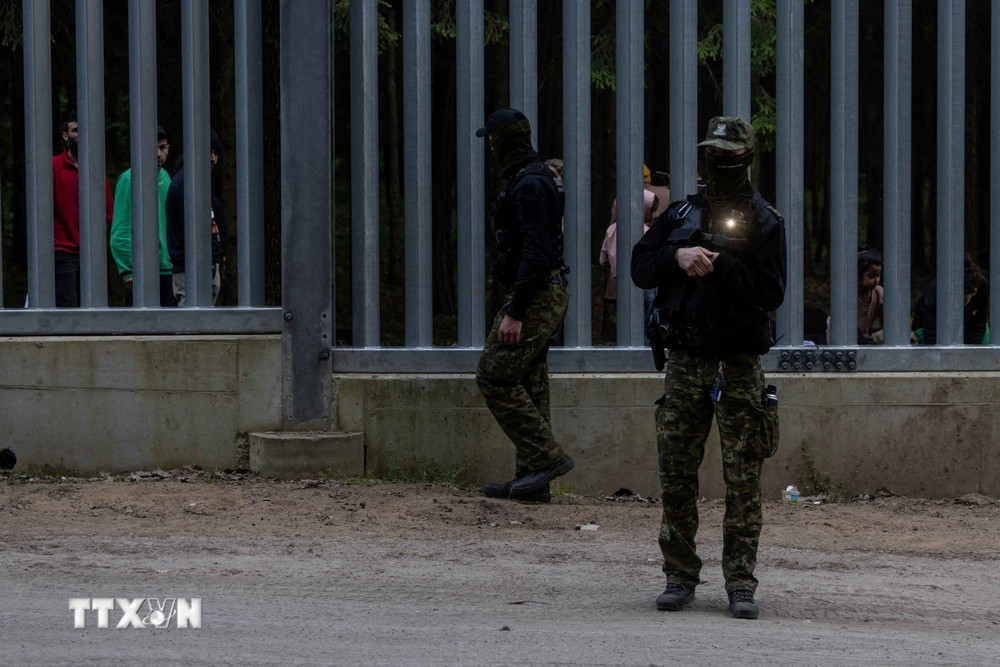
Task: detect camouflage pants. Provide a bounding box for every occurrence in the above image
[476,281,569,474]
[655,349,777,593]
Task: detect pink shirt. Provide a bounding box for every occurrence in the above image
[599,189,658,300]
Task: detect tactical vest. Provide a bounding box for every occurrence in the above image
[490,162,566,287]
[655,195,777,355]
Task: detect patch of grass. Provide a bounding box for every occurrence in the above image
[317,461,476,489]
[376,460,475,489]
[2,465,83,483]
[795,441,851,501]
[550,481,577,497]
[3,472,31,485]
[323,458,476,489]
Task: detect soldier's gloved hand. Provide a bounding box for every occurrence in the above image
[675,246,718,277]
[498,315,523,345]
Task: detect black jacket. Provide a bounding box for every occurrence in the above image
[165,167,224,273]
[491,155,566,320]
[631,188,787,355]
[912,276,989,344]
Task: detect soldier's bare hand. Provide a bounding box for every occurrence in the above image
[498,315,523,345]
[675,247,718,277]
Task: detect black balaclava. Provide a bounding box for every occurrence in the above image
[705,151,753,191]
[705,150,753,213]
[489,119,535,178]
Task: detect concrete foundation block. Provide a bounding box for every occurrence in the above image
[249,431,365,480]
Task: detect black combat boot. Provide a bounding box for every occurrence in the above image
[727,588,759,619]
[508,455,574,495]
[655,583,695,611]
[481,479,552,503]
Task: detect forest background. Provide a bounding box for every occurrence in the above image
[0,0,991,345]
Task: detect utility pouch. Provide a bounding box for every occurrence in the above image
[751,393,780,459]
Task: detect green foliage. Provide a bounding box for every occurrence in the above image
[427,1,507,46]
[695,0,811,154]
[333,0,400,54]
[590,29,616,91]
[697,23,724,62]
[0,0,20,48]
[751,90,777,153]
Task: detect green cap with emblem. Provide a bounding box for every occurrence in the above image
[697,116,755,152]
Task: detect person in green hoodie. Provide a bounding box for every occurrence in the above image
[110,125,176,306]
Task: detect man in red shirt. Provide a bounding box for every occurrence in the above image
[52,111,114,307]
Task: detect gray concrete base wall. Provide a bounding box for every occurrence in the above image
[335,372,1000,500]
[0,336,283,474]
[3,335,997,499]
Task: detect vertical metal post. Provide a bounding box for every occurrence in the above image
[350,0,380,346]
[23,0,55,308]
[77,0,108,308]
[456,1,485,347]
[280,0,333,429]
[828,0,859,345]
[723,0,751,120]
[509,0,537,145]
[128,0,160,308]
[403,0,433,347]
[670,0,699,200]
[883,0,912,346]
[775,0,804,346]
[616,0,644,347]
[992,0,1000,345]
[562,0,591,347]
[937,0,965,345]
[235,0,265,306]
[0,162,4,304]
[181,0,213,307]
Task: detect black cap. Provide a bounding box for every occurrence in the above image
[476,108,528,138]
[157,125,169,139]
[210,130,222,153]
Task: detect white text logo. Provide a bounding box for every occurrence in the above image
[69,598,202,629]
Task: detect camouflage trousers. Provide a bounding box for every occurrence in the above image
[655,349,778,593]
[476,280,569,474]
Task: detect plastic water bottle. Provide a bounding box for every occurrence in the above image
[782,484,799,503]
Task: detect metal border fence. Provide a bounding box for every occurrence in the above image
[4,0,1000,389]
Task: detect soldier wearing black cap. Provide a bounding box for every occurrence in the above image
[631,116,787,619]
[475,108,575,503]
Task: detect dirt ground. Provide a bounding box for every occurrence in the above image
[2,468,999,666]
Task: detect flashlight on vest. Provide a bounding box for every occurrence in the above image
[721,209,748,236]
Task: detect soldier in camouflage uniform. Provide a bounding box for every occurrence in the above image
[631,117,787,619]
[475,108,575,503]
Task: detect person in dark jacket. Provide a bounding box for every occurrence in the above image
[631,116,787,620]
[165,131,224,306]
[912,254,989,345]
[475,108,574,503]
